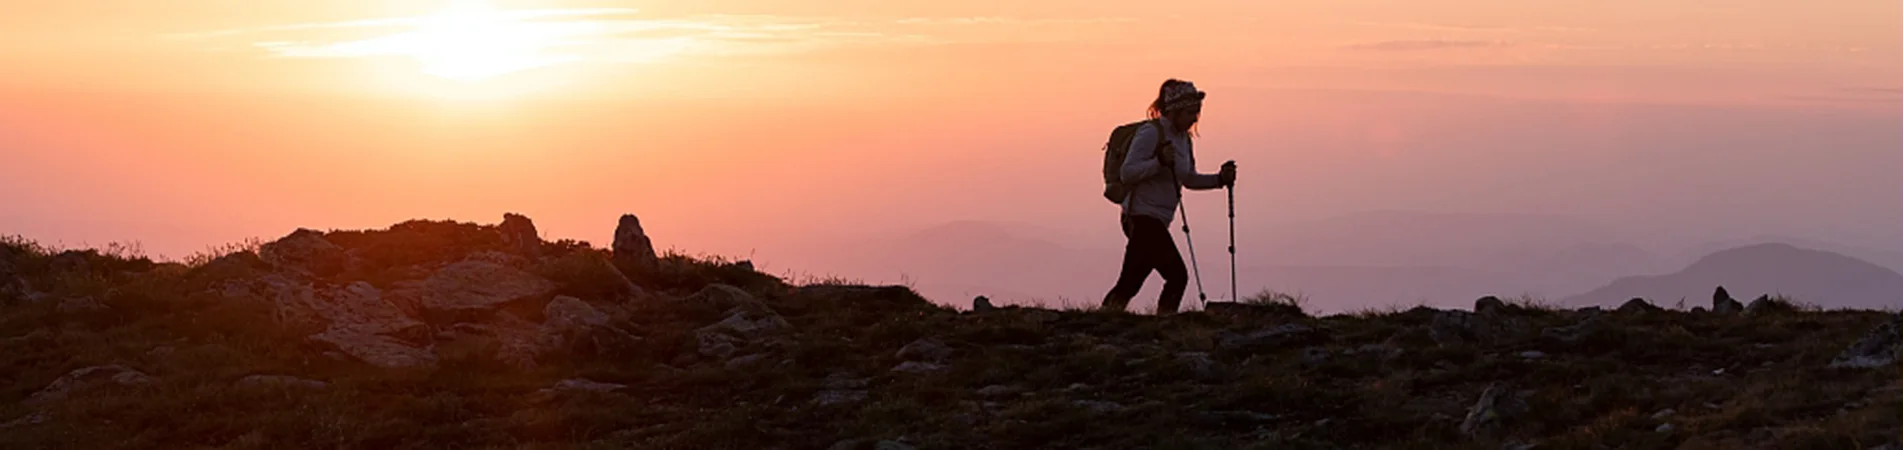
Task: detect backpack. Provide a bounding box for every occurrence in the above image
[1101,119,1160,204]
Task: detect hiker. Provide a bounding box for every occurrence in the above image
[1101,79,1237,314]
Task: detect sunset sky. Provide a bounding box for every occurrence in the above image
[4,0,1898,308]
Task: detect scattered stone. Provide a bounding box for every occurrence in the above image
[612,214,658,272]
[236,375,328,390]
[0,411,50,430]
[56,296,106,314]
[1204,301,1308,318]
[1542,313,1606,346]
[1177,352,1228,381]
[812,390,868,406]
[896,338,953,362]
[27,364,154,405]
[552,378,626,393]
[1073,400,1124,414]
[890,361,947,374]
[1519,351,1547,359]
[310,330,437,369]
[145,346,175,358]
[1652,409,1676,419]
[823,373,869,390]
[1712,286,1744,314]
[828,439,916,450]
[1828,313,1901,369]
[1691,306,1708,313]
[1474,296,1507,314]
[1656,423,1675,433]
[498,213,542,256]
[977,385,1020,397]
[1301,347,1332,367]
[1427,309,1532,347]
[1218,323,1328,353]
[724,353,770,370]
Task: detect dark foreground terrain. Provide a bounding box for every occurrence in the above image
[2,214,1898,449]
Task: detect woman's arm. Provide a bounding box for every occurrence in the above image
[1120,123,1164,183]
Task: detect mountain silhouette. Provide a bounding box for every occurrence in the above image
[1562,242,1903,310]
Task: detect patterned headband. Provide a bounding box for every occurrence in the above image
[1162,81,1206,113]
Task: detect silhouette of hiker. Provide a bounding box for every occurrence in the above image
[1102,79,1236,315]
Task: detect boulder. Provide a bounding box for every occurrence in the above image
[896,338,953,362]
[540,296,639,356]
[612,214,658,272]
[1618,298,1662,314]
[310,329,437,369]
[1459,382,1528,440]
[417,259,558,316]
[972,295,996,312]
[1829,313,1901,369]
[1474,296,1507,315]
[258,229,347,277]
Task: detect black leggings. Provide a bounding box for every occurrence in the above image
[1104,214,1188,313]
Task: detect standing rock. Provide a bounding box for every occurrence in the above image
[972,296,996,312]
[258,229,347,277]
[1712,286,1744,314]
[1828,313,1901,369]
[498,213,542,257]
[612,214,658,273]
[417,259,559,316]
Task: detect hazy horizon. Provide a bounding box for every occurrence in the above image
[4,0,1899,313]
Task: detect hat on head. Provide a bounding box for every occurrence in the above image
[1161,80,1206,113]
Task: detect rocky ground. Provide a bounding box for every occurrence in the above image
[1,214,1898,449]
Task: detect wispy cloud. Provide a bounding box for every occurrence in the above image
[1841,86,1903,95]
[1353,21,1515,33]
[171,8,1130,78]
[1345,39,1514,52]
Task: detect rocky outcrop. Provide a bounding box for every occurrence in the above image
[1460,382,1528,440]
[258,229,348,277]
[416,259,558,317]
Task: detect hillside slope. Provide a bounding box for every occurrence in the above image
[1563,243,1903,310]
[1,215,1898,450]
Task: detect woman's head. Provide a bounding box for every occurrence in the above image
[1146,79,1206,134]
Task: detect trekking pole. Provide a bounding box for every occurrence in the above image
[1225,184,1240,303]
[1169,171,1209,309]
[1224,160,1237,303]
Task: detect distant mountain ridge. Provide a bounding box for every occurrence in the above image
[1562,242,1903,310]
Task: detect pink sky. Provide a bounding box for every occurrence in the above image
[3,1,1899,307]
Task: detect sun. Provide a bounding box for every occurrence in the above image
[396,4,577,81]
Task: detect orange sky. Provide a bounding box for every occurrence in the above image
[3,0,1899,304]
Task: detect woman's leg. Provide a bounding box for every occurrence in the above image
[1102,215,1155,312]
[1152,228,1190,314]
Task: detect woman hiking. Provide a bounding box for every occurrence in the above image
[1101,79,1236,315]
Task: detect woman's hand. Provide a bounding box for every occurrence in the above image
[1156,143,1177,169]
[1219,160,1237,186]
